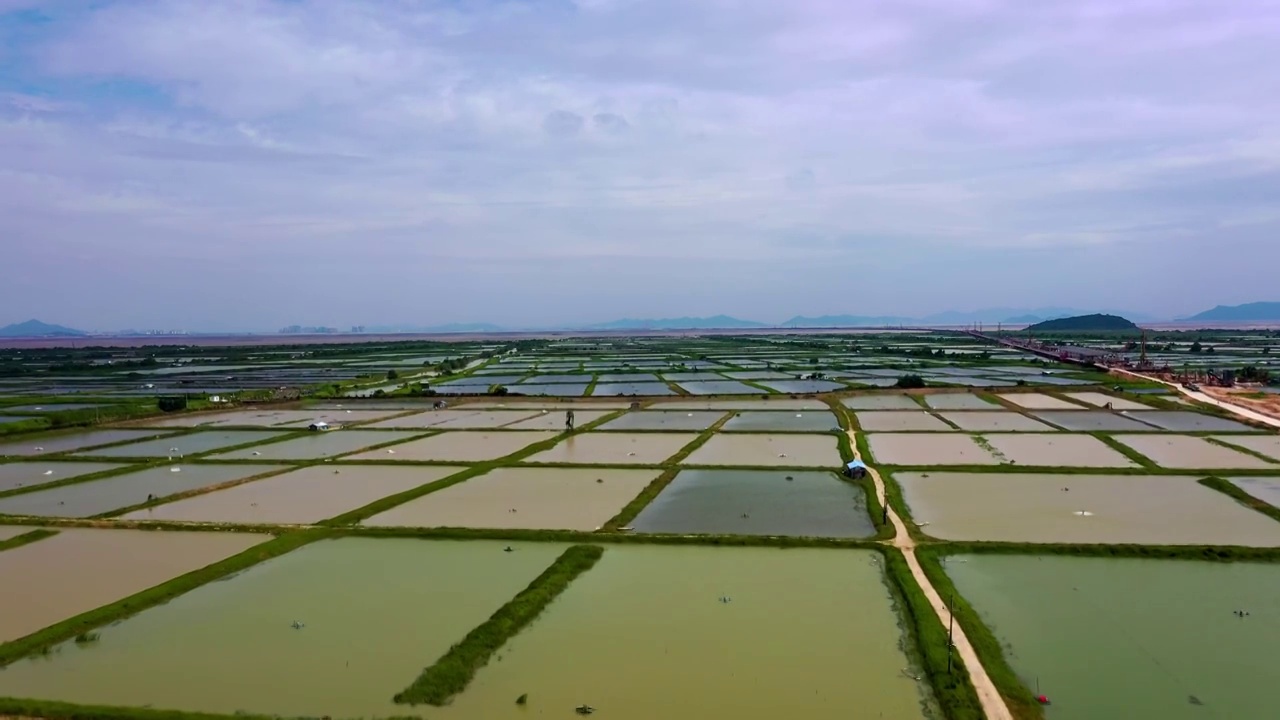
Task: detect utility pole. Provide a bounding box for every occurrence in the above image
[947,593,955,673]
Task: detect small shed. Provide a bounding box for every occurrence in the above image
[308,421,330,432]
[844,460,868,479]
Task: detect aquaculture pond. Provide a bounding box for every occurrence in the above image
[674,379,760,395]
[0,461,127,493]
[345,431,558,462]
[682,433,842,467]
[1227,476,1280,507]
[522,432,699,465]
[630,469,873,537]
[72,430,289,458]
[0,528,264,642]
[0,464,283,518]
[435,545,933,720]
[119,465,463,524]
[896,472,1280,546]
[720,410,838,432]
[945,554,1280,720]
[0,538,568,718]
[363,467,659,531]
[212,431,419,460]
[0,429,177,457]
[597,410,725,431]
[591,381,676,396]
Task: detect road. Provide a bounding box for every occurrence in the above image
[852,431,1017,720]
[1110,368,1280,430]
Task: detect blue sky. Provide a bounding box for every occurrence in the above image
[2,0,1279,331]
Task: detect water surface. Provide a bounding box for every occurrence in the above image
[946,555,1280,720]
[435,545,932,720]
[0,539,566,718]
[73,431,288,458]
[0,461,128,493]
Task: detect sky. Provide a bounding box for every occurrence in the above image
[2,0,1279,331]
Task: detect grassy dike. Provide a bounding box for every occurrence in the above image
[913,547,1044,720]
[0,528,58,552]
[394,544,605,706]
[880,548,985,720]
[0,530,329,667]
[1198,476,1280,524]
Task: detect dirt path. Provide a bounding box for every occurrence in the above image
[853,432,1016,720]
[1111,369,1280,430]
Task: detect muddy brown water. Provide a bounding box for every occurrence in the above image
[1228,476,1280,507]
[1123,411,1256,432]
[0,538,567,718]
[502,409,613,430]
[363,467,659,531]
[682,433,842,467]
[897,472,1280,545]
[119,465,463,524]
[0,528,265,642]
[0,525,38,541]
[432,411,548,429]
[721,410,838,432]
[71,431,288,458]
[937,411,1056,432]
[1030,411,1162,432]
[0,430,177,457]
[211,430,419,460]
[0,464,283,518]
[435,545,933,720]
[631,469,874,537]
[0,461,128,493]
[856,411,954,432]
[344,430,558,462]
[523,432,700,465]
[983,434,1138,467]
[867,433,1000,465]
[1111,435,1274,469]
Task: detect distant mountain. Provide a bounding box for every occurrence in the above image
[0,319,88,337]
[1184,302,1280,322]
[783,315,913,327]
[585,315,769,330]
[364,323,507,333]
[1025,314,1138,332]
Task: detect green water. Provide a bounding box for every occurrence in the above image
[0,538,567,718]
[436,545,932,720]
[946,555,1280,719]
[631,469,874,537]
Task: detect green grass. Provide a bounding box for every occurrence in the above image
[1198,476,1280,524]
[0,529,328,666]
[0,698,288,720]
[601,467,679,530]
[393,544,605,706]
[1090,432,1159,469]
[879,548,986,720]
[0,528,58,553]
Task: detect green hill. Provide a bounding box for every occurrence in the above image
[1025,314,1138,332]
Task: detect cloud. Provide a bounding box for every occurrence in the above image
[542,110,585,137]
[0,0,1278,329]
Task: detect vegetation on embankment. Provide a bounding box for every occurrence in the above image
[912,548,1044,720]
[0,528,58,553]
[1198,477,1280,525]
[394,544,605,706]
[0,697,285,720]
[879,549,985,720]
[0,530,328,667]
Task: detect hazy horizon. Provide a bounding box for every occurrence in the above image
[3,1,1279,332]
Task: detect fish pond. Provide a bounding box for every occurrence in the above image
[682,433,842,467]
[363,467,659,530]
[0,528,264,642]
[895,472,1280,546]
[0,429,177,457]
[0,464,284,518]
[72,430,289,458]
[345,431,558,462]
[212,430,419,460]
[522,432,698,465]
[0,461,128,493]
[597,410,725,431]
[434,545,933,720]
[721,410,838,432]
[119,465,463,524]
[630,469,873,537]
[0,538,568,718]
[945,554,1280,720]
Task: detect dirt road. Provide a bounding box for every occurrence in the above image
[852,432,1016,720]
[1110,369,1280,430]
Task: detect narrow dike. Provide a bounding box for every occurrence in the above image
[394,544,604,706]
[851,430,1016,720]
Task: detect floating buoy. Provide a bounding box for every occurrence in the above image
[1036,695,1051,705]
[170,467,181,473]
[43,470,54,476]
